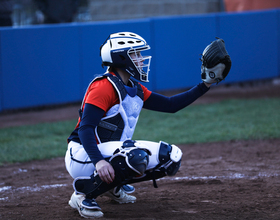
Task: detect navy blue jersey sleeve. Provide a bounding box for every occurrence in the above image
[143,82,210,113]
[78,103,105,166]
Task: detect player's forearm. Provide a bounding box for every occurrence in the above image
[169,82,210,112]
[78,125,104,165]
[204,82,212,88]
[78,103,106,165]
[143,82,209,113]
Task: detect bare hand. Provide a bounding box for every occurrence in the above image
[95,160,115,184]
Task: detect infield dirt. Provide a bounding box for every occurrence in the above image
[1,81,280,220]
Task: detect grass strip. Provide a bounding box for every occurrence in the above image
[0,98,279,165]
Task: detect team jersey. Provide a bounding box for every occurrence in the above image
[68,72,151,144]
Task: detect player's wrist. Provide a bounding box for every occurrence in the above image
[203,82,212,88]
[95,159,106,167]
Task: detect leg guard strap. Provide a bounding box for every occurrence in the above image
[127,168,166,188]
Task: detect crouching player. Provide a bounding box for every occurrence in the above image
[65,31,213,218]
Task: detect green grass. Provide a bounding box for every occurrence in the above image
[0,98,279,165]
[133,98,280,144]
[0,120,77,164]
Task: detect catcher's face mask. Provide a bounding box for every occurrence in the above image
[128,49,151,82]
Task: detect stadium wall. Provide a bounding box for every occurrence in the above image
[0,9,279,112]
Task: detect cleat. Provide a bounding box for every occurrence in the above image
[103,187,136,204]
[81,198,102,211]
[69,192,103,218]
[121,184,135,194]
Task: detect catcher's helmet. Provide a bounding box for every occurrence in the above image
[100,32,152,82]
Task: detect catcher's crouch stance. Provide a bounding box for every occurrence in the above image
[65,32,231,218]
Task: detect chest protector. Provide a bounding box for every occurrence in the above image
[81,73,144,143]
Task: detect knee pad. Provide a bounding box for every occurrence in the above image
[110,140,151,176]
[158,141,182,176]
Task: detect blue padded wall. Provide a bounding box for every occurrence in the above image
[0,9,279,112]
[151,14,217,91]
[278,10,280,78]
[1,25,81,110]
[218,10,279,83]
[0,31,3,112]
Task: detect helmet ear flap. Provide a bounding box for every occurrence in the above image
[119,55,126,61]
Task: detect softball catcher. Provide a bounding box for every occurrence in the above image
[65,32,231,218]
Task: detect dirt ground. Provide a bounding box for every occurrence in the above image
[1,80,280,220]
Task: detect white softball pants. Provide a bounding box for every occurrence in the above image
[65,140,163,179]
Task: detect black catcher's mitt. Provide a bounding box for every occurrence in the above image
[201,38,232,84]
